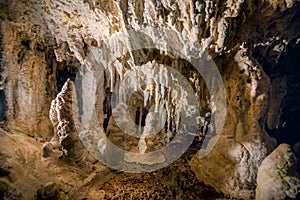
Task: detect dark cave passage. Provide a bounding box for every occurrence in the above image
[56,65,78,92]
[255,40,300,146]
[0,91,6,121]
[250,4,300,146]
[0,20,6,121]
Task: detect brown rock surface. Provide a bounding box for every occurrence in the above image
[0,128,222,199]
[189,50,277,198]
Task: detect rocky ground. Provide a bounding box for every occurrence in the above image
[0,128,226,200]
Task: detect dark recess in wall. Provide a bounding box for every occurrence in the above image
[258,41,300,145]
[56,63,78,92]
[0,18,7,121]
[251,2,300,145]
[270,41,300,145]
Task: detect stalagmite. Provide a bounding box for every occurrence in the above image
[43,79,97,164]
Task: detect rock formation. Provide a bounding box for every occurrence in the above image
[0,0,299,199]
[43,79,97,164]
[256,143,300,200]
[189,49,277,198]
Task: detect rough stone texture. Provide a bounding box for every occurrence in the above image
[0,128,222,199]
[0,0,57,138]
[189,49,277,198]
[43,79,97,164]
[0,0,299,199]
[256,143,300,200]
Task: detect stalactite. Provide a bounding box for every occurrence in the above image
[109,64,115,92]
[204,0,212,22]
[114,60,123,80]
[143,89,149,107]
[154,74,160,113]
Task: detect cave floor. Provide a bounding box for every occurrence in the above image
[0,128,231,200]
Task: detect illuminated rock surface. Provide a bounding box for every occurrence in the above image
[256,144,300,200]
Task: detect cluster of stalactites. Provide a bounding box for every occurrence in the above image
[105,60,188,127]
[104,59,215,142]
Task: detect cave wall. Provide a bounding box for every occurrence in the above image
[0,0,56,138]
[0,0,299,199]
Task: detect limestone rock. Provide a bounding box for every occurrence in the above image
[189,50,277,199]
[44,79,97,164]
[256,143,300,200]
[0,1,55,138]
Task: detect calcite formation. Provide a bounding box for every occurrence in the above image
[0,0,299,199]
[43,79,96,164]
